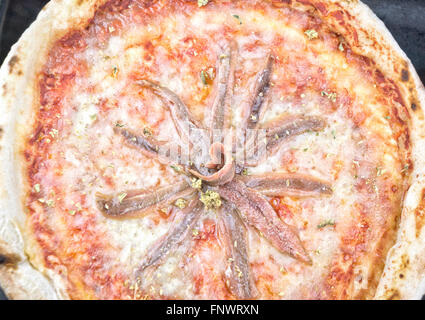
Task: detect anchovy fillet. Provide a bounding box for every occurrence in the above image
[221,203,253,299]
[265,116,326,152]
[219,180,311,264]
[242,116,326,167]
[240,173,332,197]
[138,79,210,172]
[97,181,192,217]
[189,142,235,186]
[210,42,237,133]
[241,53,274,130]
[138,199,204,271]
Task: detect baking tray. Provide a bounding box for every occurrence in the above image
[0,0,424,300]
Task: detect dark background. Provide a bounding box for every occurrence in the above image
[0,0,424,300]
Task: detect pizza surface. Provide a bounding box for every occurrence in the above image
[0,0,425,300]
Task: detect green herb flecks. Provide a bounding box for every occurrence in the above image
[200,190,222,209]
[170,165,183,173]
[401,164,410,174]
[191,178,202,190]
[304,29,318,40]
[233,14,242,25]
[34,184,41,193]
[112,66,119,78]
[118,192,127,203]
[317,220,335,229]
[200,70,208,86]
[321,91,337,103]
[175,198,187,209]
[198,0,208,7]
[143,127,152,137]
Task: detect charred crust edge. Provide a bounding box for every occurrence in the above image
[8,55,19,74]
[401,69,409,82]
[411,103,418,111]
[0,253,20,268]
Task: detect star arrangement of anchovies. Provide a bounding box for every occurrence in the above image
[96,42,332,299]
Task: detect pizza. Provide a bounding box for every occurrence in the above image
[0,0,424,300]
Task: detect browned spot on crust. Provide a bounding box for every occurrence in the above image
[411,103,417,111]
[8,55,19,74]
[401,254,410,269]
[407,90,422,118]
[414,189,425,237]
[401,69,409,82]
[0,127,3,140]
[2,84,6,96]
[0,253,20,268]
[388,290,400,300]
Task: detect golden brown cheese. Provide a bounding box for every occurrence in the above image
[24,0,410,299]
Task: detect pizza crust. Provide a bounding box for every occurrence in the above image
[293,0,425,300]
[0,0,101,300]
[0,0,424,299]
[338,1,425,300]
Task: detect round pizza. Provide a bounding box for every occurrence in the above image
[0,0,424,300]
